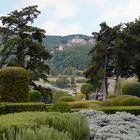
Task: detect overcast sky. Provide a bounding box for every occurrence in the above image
[0,0,140,36]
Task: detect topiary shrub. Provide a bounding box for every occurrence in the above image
[81,83,93,100]
[52,101,71,113]
[58,96,75,102]
[106,94,118,99]
[119,96,140,106]
[122,82,140,97]
[29,90,42,102]
[112,95,134,106]
[101,99,113,106]
[0,67,29,102]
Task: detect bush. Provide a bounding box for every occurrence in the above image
[0,112,90,140]
[119,96,140,106]
[69,100,101,109]
[29,90,42,102]
[112,95,133,106]
[58,96,75,102]
[53,90,68,102]
[52,101,71,113]
[106,94,118,99]
[81,83,93,100]
[3,126,71,140]
[76,78,87,83]
[122,82,140,97]
[95,106,140,115]
[0,103,48,115]
[0,67,29,102]
[75,93,84,101]
[101,99,113,106]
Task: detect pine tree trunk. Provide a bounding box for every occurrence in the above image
[17,45,24,67]
[85,94,89,100]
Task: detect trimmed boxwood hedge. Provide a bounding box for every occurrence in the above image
[0,67,29,102]
[0,103,49,115]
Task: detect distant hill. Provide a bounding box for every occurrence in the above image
[43,34,94,50]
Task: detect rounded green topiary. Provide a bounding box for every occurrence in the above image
[112,95,134,106]
[52,101,71,113]
[58,96,75,102]
[29,90,42,102]
[106,94,118,99]
[119,96,140,106]
[122,82,140,97]
[0,67,29,102]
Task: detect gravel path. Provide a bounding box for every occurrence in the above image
[76,110,140,140]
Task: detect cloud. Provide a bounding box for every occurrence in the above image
[100,0,140,24]
[41,20,81,35]
[14,0,77,19]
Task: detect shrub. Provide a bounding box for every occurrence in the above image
[29,90,42,102]
[95,106,140,115]
[58,96,75,102]
[76,78,87,83]
[112,95,133,106]
[0,112,90,140]
[106,94,118,99]
[3,126,71,140]
[52,101,71,113]
[81,83,93,100]
[69,100,101,108]
[0,103,48,115]
[75,93,84,101]
[119,96,140,106]
[53,90,68,102]
[122,82,140,97]
[101,99,113,106]
[0,67,29,102]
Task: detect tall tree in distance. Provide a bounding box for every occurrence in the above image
[0,5,51,86]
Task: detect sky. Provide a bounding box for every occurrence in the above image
[0,0,140,36]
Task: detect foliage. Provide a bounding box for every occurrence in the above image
[119,96,140,106]
[77,110,140,139]
[69,100,101,108]
[112,95,134,106]
[122,82,140,97]
[0,112,90,140]
[0,67,29,102]
[53,90,68,102]
[80,83,93,100]
[100,99,113,106]
[29,90,42,102]
[55,75,70,88]
[58,96,75,102]
[2,126,72,140]
[52,101,71,113]
[0,5,51,86]
[76,77,87,83]
[75,93,84,101]
[0,102,48,115]
[50,45,92,75]
[106,94,118,99]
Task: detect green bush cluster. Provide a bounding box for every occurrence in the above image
[52,101,71,113]
[106,94,118,99]
[95,106,140,115]
[122,82,140,97]
[0,112,90,140]
[53,90,68,102]
[3,126,71,140]
[69,100,101,108]
[29,90,42,102]
[0,103,48,115]
[58,96,75,102]
[0,67,29,102]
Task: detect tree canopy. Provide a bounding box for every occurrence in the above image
[0,5,51,85]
